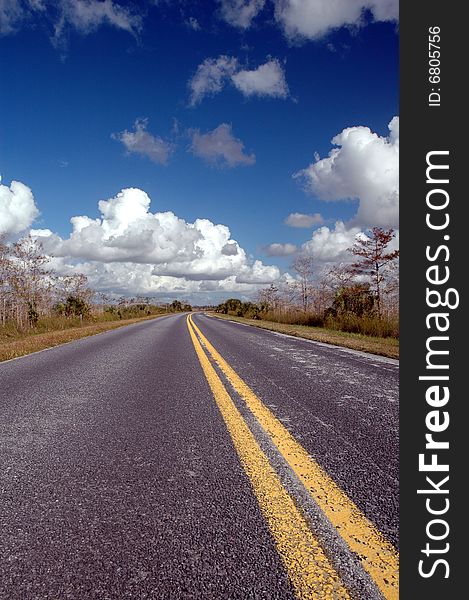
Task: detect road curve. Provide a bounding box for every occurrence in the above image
[0,312,398,599]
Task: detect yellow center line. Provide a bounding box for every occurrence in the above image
[188,314,399,600]
[186,316,351,600]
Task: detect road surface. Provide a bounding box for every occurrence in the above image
[0,312,399,600]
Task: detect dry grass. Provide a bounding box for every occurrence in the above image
[0,315,165,363]
[210,313,399,359]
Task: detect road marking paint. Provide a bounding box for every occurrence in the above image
[187,316,351,600]
[189,314,399,600]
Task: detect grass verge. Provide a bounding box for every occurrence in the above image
[210,313,399,360]
[0,315,165,363]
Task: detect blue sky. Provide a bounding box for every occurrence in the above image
[0,1,399,302]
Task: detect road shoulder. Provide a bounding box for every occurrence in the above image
[208,313,399,360]
[0,314,169,363]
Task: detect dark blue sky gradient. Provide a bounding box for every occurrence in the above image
[0,3,398,266]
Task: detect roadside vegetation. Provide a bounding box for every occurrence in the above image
[1,228,399,360]
[213,228,399,358]
[0,235,191,361]
[211,313,398,359]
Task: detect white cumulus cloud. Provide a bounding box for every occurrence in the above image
[284,212,324,228]
[273,0,398,41]
[296,116,399,228]
[232,59,289,98]
[301,221,362,264]
[112,118,174,165]
[0,178,40,236]
[218,0,266,29]
[31,187,279,295]
[189,123,255,168]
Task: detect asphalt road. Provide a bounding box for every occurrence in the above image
[0,312,399,600]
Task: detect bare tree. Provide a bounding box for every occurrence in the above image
[380,259,400,316]
[321,263,355,290]
[277,281,297,314]
[316,264,356,314]
[292,254,314,311]
[348,227,399,316]
[258,284,280,311]
[8,236,50,326]
[68,273,94,305]
[0,236,10,326]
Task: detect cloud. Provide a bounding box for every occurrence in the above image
[31,187,279,295]
[1,0,142,39]
[1,0,399,43]
[188,55,289,104]
[57,0,142,36]
[263,242,297,257]
[189,123,255,168]
[273,0,398,41]
[188,55,239,106]
[284,212,324,228]
[0,0,25,35]
[301,221,362,264]
[112,119,174,165]
[299,219,399,275]
[231,59,289,98]
[235,259,279,283]
[44,256,280,302]
[295,116,399,228]
[185,16,200,30]
[218,0,266,29]
[0,178,40,236]
[221,241,239,255]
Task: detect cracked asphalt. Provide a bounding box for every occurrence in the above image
[0,312,398,599]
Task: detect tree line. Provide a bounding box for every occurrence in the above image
[0,235,93,328]
[216,228,399,338]
[1,228,398,337]
[0,235,188,331]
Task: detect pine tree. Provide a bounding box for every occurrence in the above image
[348,228,399,316]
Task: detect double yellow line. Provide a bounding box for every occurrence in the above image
[187,314,399,600]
